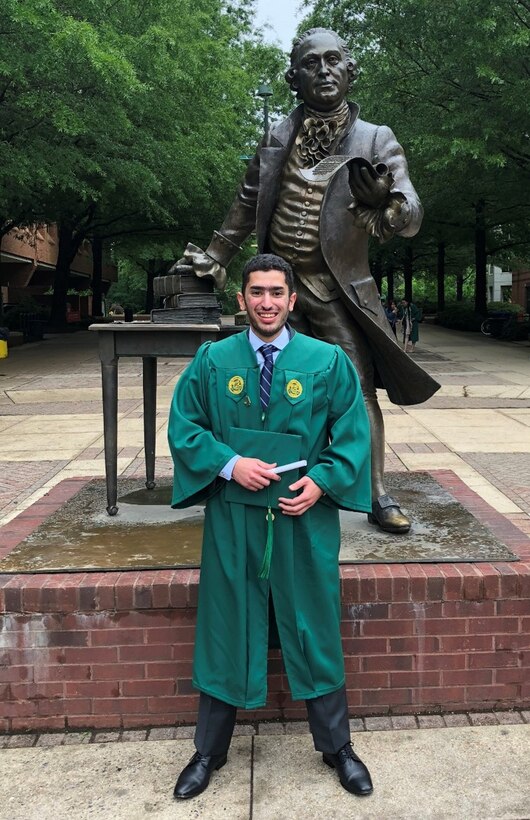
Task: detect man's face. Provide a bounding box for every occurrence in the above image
[294,32,350,112]
[237,270,296,341]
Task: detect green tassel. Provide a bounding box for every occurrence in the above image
[258,507,274,580]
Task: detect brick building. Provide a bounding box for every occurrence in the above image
[512,268,530,314]
[0,225,116,317]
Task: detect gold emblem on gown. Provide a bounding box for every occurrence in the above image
[286,379,303,398]
[228,376,244,395]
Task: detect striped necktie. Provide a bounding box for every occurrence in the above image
[259,344,276,409]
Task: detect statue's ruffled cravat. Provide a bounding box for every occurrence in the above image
[296,101,350,167]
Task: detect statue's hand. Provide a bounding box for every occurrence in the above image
[173,242,227,289]
[348,160,393,209]
[383,197,411,233]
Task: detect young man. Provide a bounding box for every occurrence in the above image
[168,253,373,800]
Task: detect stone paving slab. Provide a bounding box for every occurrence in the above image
[252,726,530,820]
[0,400,140,416]
[0,737,252,820]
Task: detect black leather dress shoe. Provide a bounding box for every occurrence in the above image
[173,750,228,799]
[368,494,411,534]
[323,743,373,796]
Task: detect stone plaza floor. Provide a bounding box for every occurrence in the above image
[1,324,529,534]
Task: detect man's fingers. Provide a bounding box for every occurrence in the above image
[279,490,310,509]
[279,500,310,516]
[258,461,280,482]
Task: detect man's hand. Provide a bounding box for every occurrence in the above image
[174,242,227,289]
[232,458,280,491]
[278,476,323,516]
[348,160,393,210]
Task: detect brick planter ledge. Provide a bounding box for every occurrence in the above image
[0,470,529,733]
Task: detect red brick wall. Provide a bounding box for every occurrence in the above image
[0,563,529,733]
[512,269,530,312]
[1,470,529,733]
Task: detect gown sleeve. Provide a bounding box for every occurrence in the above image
[307,347,372,512]
[168,342,238,508]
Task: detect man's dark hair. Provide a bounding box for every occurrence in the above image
[241,254,295,294]
[285,27,359,98]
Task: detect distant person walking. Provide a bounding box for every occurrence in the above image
[399,299,421,353]
[384,300,398,336]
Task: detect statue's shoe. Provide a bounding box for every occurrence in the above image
[368,494,411,534]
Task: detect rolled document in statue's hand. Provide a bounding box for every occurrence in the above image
[270,460,307,475]
[300,155,383,182]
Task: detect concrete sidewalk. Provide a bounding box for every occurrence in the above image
[0,721,529,819]
[0,713,530,820]
[0,324,529,818]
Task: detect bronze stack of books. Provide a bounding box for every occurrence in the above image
[151,265,222,325]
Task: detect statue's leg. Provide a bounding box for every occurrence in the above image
[291,281,410,533]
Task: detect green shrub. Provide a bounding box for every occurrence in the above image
[435,302,483,331]
[1,298,49,331]
[501,320,530,341]
[487,301,523,315]
[418,300,438,315]
[216,278,240,315]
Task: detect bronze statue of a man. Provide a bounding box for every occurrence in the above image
[179,27,440,532]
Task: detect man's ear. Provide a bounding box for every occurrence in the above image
[288,292,297,311]
[236,291,246,312]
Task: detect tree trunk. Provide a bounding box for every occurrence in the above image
[474,199,488,316]
[403,246,413,302]
[145,259,156,314]
[456,274,464,301]
[0,219,16,241]
[91,236,104,317]
[49,224,83,328]
[386,265,394,302]
[437,241,445,311]
[371,253,382,294]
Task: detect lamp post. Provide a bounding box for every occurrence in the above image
[257,82,273,141]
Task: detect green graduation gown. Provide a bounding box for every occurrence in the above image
[168,330,371,709]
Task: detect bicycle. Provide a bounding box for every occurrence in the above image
[480,313,514,338]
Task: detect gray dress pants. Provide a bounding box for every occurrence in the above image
[194,685,350,756]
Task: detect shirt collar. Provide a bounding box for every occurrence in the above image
[248,325,291,353]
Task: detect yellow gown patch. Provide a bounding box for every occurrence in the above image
[286,379,303,398]
[228,375,245,395]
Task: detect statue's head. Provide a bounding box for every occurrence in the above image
[285,28,358,112]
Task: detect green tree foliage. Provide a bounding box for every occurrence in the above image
[301,0,530,313]
[0,0,286,323]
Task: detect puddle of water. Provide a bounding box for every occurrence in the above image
[0,473,518,572]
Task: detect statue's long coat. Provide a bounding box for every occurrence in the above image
[209,103,440,405]
[168,331,371,708]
